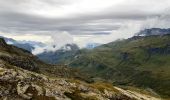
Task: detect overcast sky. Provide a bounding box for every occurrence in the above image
[0,0,170,49]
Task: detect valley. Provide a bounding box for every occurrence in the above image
[36,29,170,99]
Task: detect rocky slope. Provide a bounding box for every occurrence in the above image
[0,59,161,100]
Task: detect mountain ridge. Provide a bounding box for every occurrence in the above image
[0,36,45,52]
[136,28,170,36]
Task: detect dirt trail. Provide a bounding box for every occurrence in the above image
[114,87,162,100]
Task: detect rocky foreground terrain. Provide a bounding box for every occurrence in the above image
[0,38,162,100]
[0,60,161,100]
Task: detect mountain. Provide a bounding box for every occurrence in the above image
[0,38,160,100]
[37,43,102,64]
[86,43,101,49]
[136,28,170,36]
[57,34,170,99]
[37,44,80,64]
[0,36,45,52]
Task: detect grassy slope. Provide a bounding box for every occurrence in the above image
[68,35,170,98]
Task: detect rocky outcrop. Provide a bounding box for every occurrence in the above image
[0,56,39,72]
[17,82,45,99]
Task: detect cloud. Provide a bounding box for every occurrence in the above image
[0,31,51,43]
[0,0,170,51]
[32,31,73,54]
[73,21,142,47]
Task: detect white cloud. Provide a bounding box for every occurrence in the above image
[0,32,51,43]
[73,21,141,47]
[32,31,73,54]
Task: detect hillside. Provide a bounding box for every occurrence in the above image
[60,34,170,98]
[0,38,160,100]
[0,38,90,81]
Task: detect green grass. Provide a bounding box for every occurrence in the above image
[65,35,170,98]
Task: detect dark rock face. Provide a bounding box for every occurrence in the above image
[0,38,7,47]
[147,45,170,55]
[121,52,130,60]
[0,56,39,72]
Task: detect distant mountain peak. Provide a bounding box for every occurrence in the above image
[85,43,101,49]
[136,28,170,36]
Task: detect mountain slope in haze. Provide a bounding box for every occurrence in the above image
[61,34,170,98]
[0,36,45,52]
[0,38,160,100]
[37,44,79,64]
